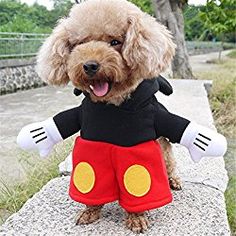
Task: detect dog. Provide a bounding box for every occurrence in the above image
[36,0,179,232]
[17,0,227,233]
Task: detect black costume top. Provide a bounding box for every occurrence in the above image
[53,79,190,146]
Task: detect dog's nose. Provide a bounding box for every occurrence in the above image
[83,61,100,76]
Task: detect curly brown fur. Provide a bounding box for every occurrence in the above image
[125,212,149,234]
[75,205,103,225]
[37,0,175,106]
[158,137,182,190]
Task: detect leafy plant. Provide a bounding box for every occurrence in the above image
[184,5,206,41]
[129,0,154,15]
[199,0,236,59]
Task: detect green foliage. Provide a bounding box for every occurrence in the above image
[128,0,154,15]
[26,3,57,29]
[184,5,207,41]
[199,0,236,39]
[52,0,74,18]
[0,15,51,33]
[0,0,28,25]
[0,0,73,33]
[0,0,155,34]
[184,2,235,42]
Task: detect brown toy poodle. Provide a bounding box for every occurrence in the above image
[36,0,181,233]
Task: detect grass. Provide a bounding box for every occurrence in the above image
[225,176,236,235]
[195,56,236,138]
[194,50,236,235]
[227,50,236,59]
[0,138,74,225]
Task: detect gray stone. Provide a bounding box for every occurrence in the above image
[0,57,36,68]
[22,68,26,75]
[16,78,21,84]
[0,87,6,95]
[0,79,6,86]
[15,70,21,77]
[0,177,230,236]
[0,60,45,95]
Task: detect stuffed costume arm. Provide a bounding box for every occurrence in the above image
[155,103,227,162]
[53,106,82,139]
[17,106,82,158]
[17,76,171,158]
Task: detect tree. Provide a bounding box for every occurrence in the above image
[152,0,195,79]
[199,0,236,59]
[52,0,73,18]
[0,0,52,33]
[0,0,74,33]
[184,5,206,41]
[129,0,154,15]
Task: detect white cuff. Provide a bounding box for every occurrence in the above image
[180,122,198,147]
[44,117,63,143]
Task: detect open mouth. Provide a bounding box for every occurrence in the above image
[89,80,112,97]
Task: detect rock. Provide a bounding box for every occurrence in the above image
[0,177,230,236]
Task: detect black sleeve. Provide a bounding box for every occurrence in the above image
[53,106,82,140]
[154,102,190,143]
[157,75,173,96]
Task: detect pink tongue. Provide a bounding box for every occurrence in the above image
[92,82,109,97]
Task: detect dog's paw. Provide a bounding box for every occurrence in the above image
[169,176,182,190]
[125,212,149,234]
[75,207,101,225]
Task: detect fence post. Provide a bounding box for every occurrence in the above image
[20,34,24,59]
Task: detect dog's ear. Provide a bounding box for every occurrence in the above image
[36,19,71,85]
[122,14,176,78]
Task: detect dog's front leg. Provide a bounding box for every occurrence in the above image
[125,211,149,233]
[75,205,103,225]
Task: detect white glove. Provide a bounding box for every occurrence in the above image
[17,118,63,158]
[180,122,227,162]
[58,152,73,175]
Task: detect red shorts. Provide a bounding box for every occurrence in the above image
[69,137,172,213]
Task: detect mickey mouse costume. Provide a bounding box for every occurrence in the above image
[17,77,227,212]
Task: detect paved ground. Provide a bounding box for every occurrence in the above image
[189,50,231,72]
[0,78,230,235]
[0,50,231,185]
[0,85,81,183]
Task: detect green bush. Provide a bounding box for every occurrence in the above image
[0,15,51,34]
[0,0,72,34]
[129,0,154,15]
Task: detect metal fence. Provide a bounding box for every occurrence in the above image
[0,32,49,59]
[0,32,235,59]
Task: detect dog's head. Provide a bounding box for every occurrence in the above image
[37,0,175,105]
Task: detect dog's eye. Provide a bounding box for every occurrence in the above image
[110,40,121,46]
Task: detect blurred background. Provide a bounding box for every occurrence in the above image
[0,0,235,234]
